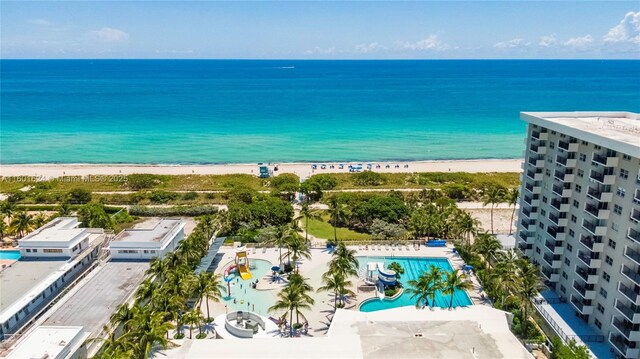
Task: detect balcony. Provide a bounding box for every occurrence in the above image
[551,184,572,197]
[556,155,577,168]
[579,235,604,253]
[558,140,578,152]
[531,131,548,141]
[635,189,640,205]
[631,208,640,224]
[517,242,533,256]
[577,250,601,268]
[550,199,569,212]
[570,294,593,315]
[622,264,640,286]
[548,213,568,227]
[582,219,607,236]
[584,202,610,220]
[525,170,543,181]
[626,246,640,266]
[616,298,640,324]
[628,228,640,244]
[522,195,540,207]
[521,206,538,220]
[518,230,535,244]
[589,169,615,185]
[592,152,619,167]
[524,181,541,195]
[609,333,640,358]
[587,186,613,202]
[575,265,599,284]
[543,253,562,268]
[544,239,563,255]
[619,282,640,306]
[612,316,640,341]
[546,226,565,241]
[553,170,574,183]
[527,156,545,168]
[573,280,596,300]
[541,266,560,282]
[529,144,547,155]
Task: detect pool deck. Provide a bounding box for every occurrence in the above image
[203,244,488,339]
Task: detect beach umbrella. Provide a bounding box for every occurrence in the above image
[271,266,280,272]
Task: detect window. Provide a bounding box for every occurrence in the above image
[569,229,575,237]
[579,153,586,162]
[595,145,601,150]
[545,169,551,176]
[564,258,570,266]
[43,249,63,253]
[577,169,584,178]
[599,288,607,299]
[575,184,581,193]
[543,196,548,203]
[616,187,626,197]
[620,169,629,179]
[560,285,566,293]
[611,222,619,232]
[566,244,573,252]
[560,134,566,138]
[623,154,631,160]
[594,319,602,329]
[597,303,605,314]
[32,249,38,253]
[571,215,577,223]
[573,200,579,208]
[605,256,613,266]
[26,249,31,253]
[562,272,568,279]
[614,204,622,215]
[118,250,139,254]
[552,131,557,135]
[536,247,541,254]
[603,272,610,282]
[581,140,588,145]
[541,209,547,216]
[608,239,617,249]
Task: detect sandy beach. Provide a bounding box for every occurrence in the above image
[0,159,522,179]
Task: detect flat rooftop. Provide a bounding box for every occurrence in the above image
[43,261,149,338]
[522,111,640,154]
[0,260,68,319]
[159,306,532,359]
[6,325,87,359]
[112,218,183,244]
[19,216,84,243]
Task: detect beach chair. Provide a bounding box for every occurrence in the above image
[406,244,410,251]
[385,244,389,250]
[392,244,396,251]
[398,244,403,251]
[262,246,267,253]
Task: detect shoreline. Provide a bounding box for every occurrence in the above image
[0,159,523,179]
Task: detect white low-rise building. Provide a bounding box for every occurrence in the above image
[108,218,185,260]
[5,326,88,359]
[0,217,105,341]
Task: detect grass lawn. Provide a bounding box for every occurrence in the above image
[326,172,520,190]
[303,215,370,241]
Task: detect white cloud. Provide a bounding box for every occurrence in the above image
[89,27,129,43]
[538,34,558,48]
[604,11,640,44]
[400,35,448,51]
[28,19,52,26]
[564,35,593,48]
[354,42,385,54]
[493,38,530,49]
[304,46,335,55]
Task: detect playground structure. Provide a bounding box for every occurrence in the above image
[235,247,252,280]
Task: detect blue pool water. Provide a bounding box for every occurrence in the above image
[0,250,20,260]
[221,259,278,317]
[358,256,472,312]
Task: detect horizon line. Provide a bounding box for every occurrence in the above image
[2,58,639,61]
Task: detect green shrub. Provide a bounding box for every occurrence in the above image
[66,188,92,204]
[128,205,218,217]
[149,190,179,204]
[127,174,165,190]
[352,171,386,186]
[182,191,198,201]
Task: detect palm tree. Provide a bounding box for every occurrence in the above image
[128,306,173,357]
[318,271,350,311]
[90,325,135,358]
[473,232,502,268]
[282,234,311,273]
[287,273,315,324]
[32,212,48,229]
[328,241,359,278]
[110,303,135,332]
[442,269,473,309]
[505,188,520,235]
[135,278,158,304]
[456,211,480,248]
[482,187,505,234]
[327,198,350,242]
[146,257,170,283]
[12,211,34,238]
[150,290,183,339]
[387,262,404,280]
[0,201,15,222]
[515,260,543,337]
[266,225,298,268]
[0,221,8,242]
[406,265,443,308]
[183,309,203,339]
[193,272,223,320]
[269,284,314,337]
[199,214,217,241]
[57,200,71,217]
[297,201,321,243]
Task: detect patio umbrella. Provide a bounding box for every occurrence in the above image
[271,266,280,272]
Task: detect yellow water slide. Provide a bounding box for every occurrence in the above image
[235,248,252,279]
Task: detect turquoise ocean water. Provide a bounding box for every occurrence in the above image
[1,60,638,164]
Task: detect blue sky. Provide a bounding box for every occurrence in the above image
[1,1,639,59]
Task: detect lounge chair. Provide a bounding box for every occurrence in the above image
[406,244,410,251]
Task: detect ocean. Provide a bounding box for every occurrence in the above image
[1,60,638,164]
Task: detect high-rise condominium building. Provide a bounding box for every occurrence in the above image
[515,111,640,358]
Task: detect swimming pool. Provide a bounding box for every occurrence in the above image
[0,250,20,260]
[358,256,472,312]
[221,259,278,317]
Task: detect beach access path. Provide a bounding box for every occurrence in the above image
[0,159,522,179]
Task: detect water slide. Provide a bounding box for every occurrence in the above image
[237,263,252,280]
